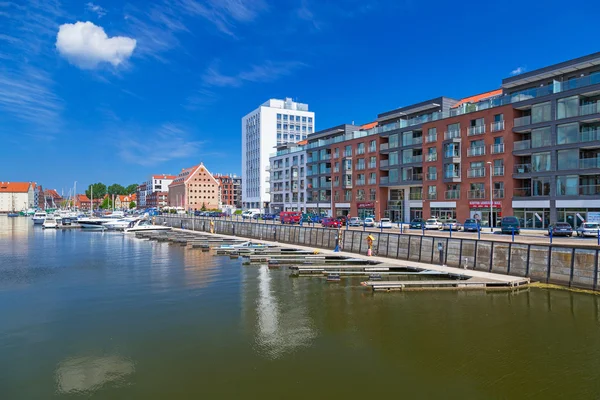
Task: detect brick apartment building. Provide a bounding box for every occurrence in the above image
[168,163,220,211]
[146,191,168,208]
[214,174,242,208]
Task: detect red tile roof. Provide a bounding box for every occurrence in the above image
[44,189,61,199]
[0,182,31,193]
[361,121,378,130]
[76,194,90,202]
[153,174,176,179]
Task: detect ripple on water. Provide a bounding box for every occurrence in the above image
[55,354,135,395]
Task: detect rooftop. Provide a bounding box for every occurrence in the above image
[0,182,32,193]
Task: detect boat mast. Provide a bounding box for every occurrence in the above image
[91,186,93,215]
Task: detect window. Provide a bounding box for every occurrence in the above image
[334,148,339,158]
[557,175,579,196]
[290,124,295,130]
[557,123,578,145]
[296,116,300,122]
[356,189,365,201]
[302,126,307,131]
[389,169,399,183]
[283,115,288,121]
[369,189,376,201]
[308,117,313,123]
[447,122,460,133]
[277,114,282,120]
[531,126,552,148]
[533,177,551,196]
[531,102,551,124]
[369,172,376,184]
[494,114,504,122]
[532,152,551,172]
[389,151,399,165]
[557,96,579,119]
[557,149,579,170]
[277,133,282,139]
[277,123,282,129]
[369,140,376,152]
[344,145,352,157]
[389,134,399,148]
[308,127,313,133]
[344,190,352,201]
[427,166,437,180]
[296,135,300,140]
[302,116,307,122]
[357,143,365,154]
[283,134,288,139]
[369,156,377,168]
[283,124,288,130]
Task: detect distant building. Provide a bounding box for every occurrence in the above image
[242,98,315,211]
[0,182,36,212]
[44,189,62,209]
[146,191,168,209]
[269,141,307,214]
[137,183,147,208]
[214,174,242,208]
[114,194,137,210]
[168,163,220,210]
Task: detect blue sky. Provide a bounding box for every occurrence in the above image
[1,0,598,194]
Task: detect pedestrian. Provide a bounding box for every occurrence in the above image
[366,234,375,256]
[210,220,215,234]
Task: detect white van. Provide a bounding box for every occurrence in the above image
[242,209,261,219]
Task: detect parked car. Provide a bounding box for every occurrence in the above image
[321,217,342,228]
[262,213,277,220]
[280,211,302,224]
[424,218,443,230]
[463,218,480,232]
[576,222,600,237]
[548,222,574,237]
[363,217,375,227]
[336,216,348,225]
[378,218,393,229]
[441,219,462,231]
[500,216,520,234]
[348,217,363,227]
[409,218,424,229]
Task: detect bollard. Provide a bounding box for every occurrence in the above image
[363,221,366,232]
[511,226,515,242]
[232,223,235,236]
[598,228,600,246]
[273,227,277,242]
[438,242,444,265]
[477,224,481,240]
[449,224,452,238]
[422,223,425,236]
[549,228,553,244]
[380,222,383,233]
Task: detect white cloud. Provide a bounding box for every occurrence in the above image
[511,66,526,76]
[86,2,106,18]
[203,60,306,87]
[56,21,136,69]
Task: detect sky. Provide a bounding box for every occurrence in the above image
[1,0,599,194]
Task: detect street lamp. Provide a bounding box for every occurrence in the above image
[487,161,493,232]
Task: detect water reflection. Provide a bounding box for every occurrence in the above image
[55,354,135,394]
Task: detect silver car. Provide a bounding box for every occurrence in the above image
[576,222,600,237]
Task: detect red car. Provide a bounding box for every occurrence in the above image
[321,217,342,228]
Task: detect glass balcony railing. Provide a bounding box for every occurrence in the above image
[467,168,485,178]
[580,184,600,196]
[380,159,389,168]
[427,192,438,200]
[514,116,531,127]
[356,164,366,171]
[368,162,376,169]
[514,187,532,197]
[409,192,423,200]
[467,125,486,136]
[491,121,505,132]
[580,129,600,143]
[444,170,460,179]
[344,151,352,157]
[445,190,460,199]
[369,146,377,153]
[426,173,437,181]
[355,179,366,186]
[380,143,389,151]
[580,157,600,169]
[493,166,505,176]
[444,151,460,159]
[380,176,389,184]
[514,140,531,151]
[580,102,600,116]
[426,154,438,162]
[404,155,423,164]
[514,164,532,174]
[444,130,461,140]
[467,146,486,157]
[356,148,366,155]
[491,143,505,154]
[403,137,423,146]
[468,190,485,199]
[425,134,437,143]
[493,189,505,199]
[368,178,376,185]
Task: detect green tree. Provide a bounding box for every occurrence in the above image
[100,197,112,209]
[129,201,136,209]
[107,184,126,196]
[201,203,207,211]
[85,183,107,199]
[125,184,139,195]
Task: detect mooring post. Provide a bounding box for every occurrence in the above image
[512,227,515,242]
[422,223,425,237]
[597,228,599,246]
[438,242,444,266]
[478,223,481,240]
[549,228,553,244]
[449,224,452,238]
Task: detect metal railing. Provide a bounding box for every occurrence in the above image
[344,151,352,157]
[356,148,365,155]
[356,164,366,171]
[355,179,366,186]
[380,143,389,151]
[409,192,423,200]
[369,145,377,153]
[493,189,505,199]
[580,157,600,169]
[427,192,437,200]
[444,129,461,140]
[491,143,505,154]
[426,173,437,180]
[426,154,438,162]
[445,190,460,199]
[467,125,486,136]
[425,133,437,143]
[493,166,505,176]
[368,178,376,185]
[491,121,505,132]
[467,168,485,178]
[514,115,531,127]
[444,151,460,159]
[514,164,532,174]
[580,184,600,195]
[514,187,532,197]
[467,146,486,157]
[380,159,389,168]
[468,190,485,199]
[368,162,377,169]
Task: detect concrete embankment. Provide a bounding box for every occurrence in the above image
[157,216,600,291]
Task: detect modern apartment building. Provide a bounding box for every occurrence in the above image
[242,98,315,211]
[269,142,307,214]
[214,174,242,208]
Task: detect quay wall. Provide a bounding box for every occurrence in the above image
[157,216,600,291]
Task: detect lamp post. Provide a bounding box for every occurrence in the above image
[487,161,493,232]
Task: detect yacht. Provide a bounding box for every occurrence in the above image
[103,218,139,231]
[124,219,172,233]
[42,215,59,229]
[32,211,47,225]
[77,217,108,230]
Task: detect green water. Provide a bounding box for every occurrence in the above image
[1,217,599,399]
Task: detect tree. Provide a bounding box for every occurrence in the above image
[125,184,139,195]
[107,184,126,196]
[201,202,207,211]
[129,201,136,209]
[86,183,107,199]
[100,197,112,210]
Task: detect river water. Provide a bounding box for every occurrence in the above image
[1,217,600,398]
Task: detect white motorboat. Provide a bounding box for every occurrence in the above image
[103,218,139,231]
[219,241,268,249]
[32,211,47,225]
[124,219,172,233]
[42,215,59,229]
[77,218,108,230]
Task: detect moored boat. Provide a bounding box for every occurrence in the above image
[219,241,268,249]
[42,215,59,229]
[32,211,47,225]
[124,219,172,233]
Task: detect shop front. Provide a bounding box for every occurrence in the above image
[557,208,600,229]
[357,202,375,219]
[385,200,403,223]
[469,201,502,227]
[513,208,549,229]
[334,203,351,218]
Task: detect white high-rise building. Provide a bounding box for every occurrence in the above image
[242,98,315,210]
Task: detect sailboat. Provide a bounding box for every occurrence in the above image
[8,194,19,217]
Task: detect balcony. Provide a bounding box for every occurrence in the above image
[580,184,600,196]
[491,121,505,132]
[380,143,389,151]
[580,102,600,117]
[342,180,352,189]
[426,154,438,162]
[467,168,485,178]
[493,166,505,176]
[380,176,389,185]
[580,157,600,169]
[403,155,423,164]
[343,151,352,157]
[514,164,532,174]
[404,137,423,146]
[409,192,423,200]
[444,129,461,140]
[444,170,460,179]
[514,115,531,127]
[580,129,600,143]
[426,173,437,181]
[425,133,437,143]
[514,187,532,197]
[427,192,438,200]
[380,159,389,168]
[467,146,486,157]
[410,173,423,181]
[444,151,460,159]
[513,140,531,151]
[468,190,485,199]
[445,190,460,200]
[467,125,486,136]
[491,143,505,154]
[493,189,505,199]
